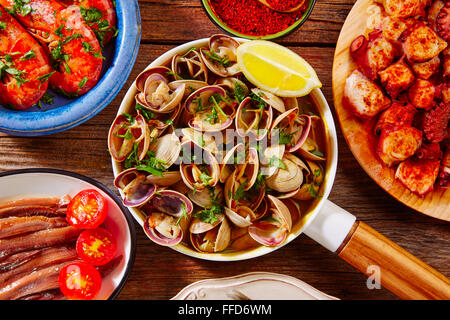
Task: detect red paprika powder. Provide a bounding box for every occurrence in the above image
[266,0,305,12]
[209,0,308,37]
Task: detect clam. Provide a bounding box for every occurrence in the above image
[251,88,285,113]
[181,127,219,155]
[298,115,326,161]
[235,96,273,141]
[190,215,231,253]
[248,195,292,247]
[224,170,265,210]
[292,161,324,201]
[108,114,150,162]
[179,141,220,191]
[220,144,258,190]
[169,80,208,98]
[135,67,185,114]
[260,143,285,177]
[271,110,311,153]
[224,207,252,228]
[220,143,245,183]
[265,154,309,194]
[114,168,156,207]
[171,48,208,83]
[200,34,240,78]
[148,132,181,170]
[184,85,235,132]
[188,185,223,208]
[143,190,194,246]
[216,77,249,102]
[146,171,182,187]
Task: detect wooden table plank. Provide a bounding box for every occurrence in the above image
[138,0,355,45]
[0,40,448,299]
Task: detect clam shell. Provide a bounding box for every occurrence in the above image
[251,88,285,113]
[108,114,134,162]
[114,168,156,207]
[187,185,223,208]
[171,49,208,83]
[143,212,184,246]
[146,171,182,187]
[224,207,252,228]
[149,132,181,169]
[149,189,194,218]
[235,96,273,141]
[265,155,304,193]
[248,220,288,247]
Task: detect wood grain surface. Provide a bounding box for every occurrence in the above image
[332,0,450,221]
[0,0,448,300]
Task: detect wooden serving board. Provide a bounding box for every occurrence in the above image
[332,0,450,221]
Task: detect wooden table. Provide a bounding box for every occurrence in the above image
[1,0,448,300]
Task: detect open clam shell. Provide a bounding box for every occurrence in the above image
[184,85,235,132]
[135,67,185,114]
[216,77,249,101]
[179,141,220,191]
[108,114,135,162]
[224,207,252,228]
[171,49,208,83]
[251,88,285,113]
[200,34,240,78]
[169,80,208,98]
[114,168,157,207]
[148,132,181,170]
[265,154,308,194]
[181,127,219,155]
[146,171,182,187]
[190,215,231,253]
[236,96,273,141]
[292,161,324,201]
[143,190,194,247]
[224,170,265,210]
[188,185,223,208]
[298,115,326,161]
[271,110,312,153]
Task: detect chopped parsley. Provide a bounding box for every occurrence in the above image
[19,49,35,61]
[203,50,231,68]
[268,156,286,169]
[194,205,223,224]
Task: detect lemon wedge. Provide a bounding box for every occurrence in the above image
[236,40,322,97]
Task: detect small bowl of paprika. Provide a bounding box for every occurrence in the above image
[201,0,316,40]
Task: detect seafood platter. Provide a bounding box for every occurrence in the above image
[0,0,140,135]
[333,0,450,220]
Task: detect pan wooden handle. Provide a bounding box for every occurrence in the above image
[337,221,450,300]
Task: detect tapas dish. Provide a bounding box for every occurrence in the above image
[108,34,329,256]
[0,169,136,300]
[0,0,141,136]
[333,0,450,220]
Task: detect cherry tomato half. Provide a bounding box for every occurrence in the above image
[58,261,102,300]
[67,189,107,229]
[76,228,117,266]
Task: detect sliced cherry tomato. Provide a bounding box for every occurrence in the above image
[67,189,107,229]
[58,261,102,300]
[76,228,117,266]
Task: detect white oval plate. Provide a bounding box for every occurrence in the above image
[0,169,136,300]
[172,272,338,300]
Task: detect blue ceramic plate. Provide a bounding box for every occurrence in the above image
[0,0,141,136]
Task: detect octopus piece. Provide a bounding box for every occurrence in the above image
[438,148,450,187]
[416,142,443,160]
[444,48,450,78]
[350,32,396,80]
[411,56,441,79]
[436,1,450,41]
[408,79,437,110]
[377,125,423,167]
[403,23,448,63]
[344,70,391,118]
[428,0,445,31]
[423,102,450,143]
[378,58,415,98]
[379,0,428,18]
[374,102,417,135]
[395,158,441,195]
[381,16,415,42]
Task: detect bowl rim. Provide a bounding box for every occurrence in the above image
[0,168,137,300]
[200,0,317,40]
[0,0,142,136]
[111,37,338,262]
